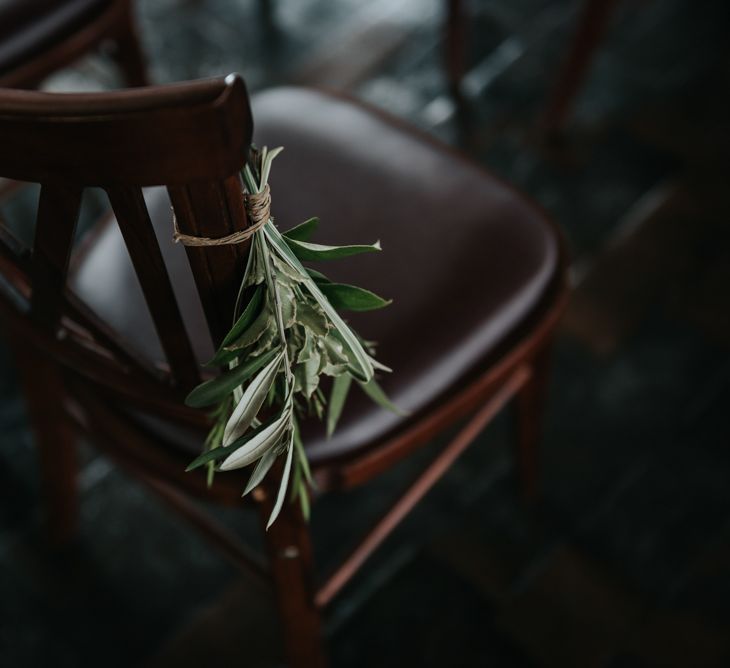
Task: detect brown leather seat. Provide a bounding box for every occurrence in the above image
[69,87,559,465]
[0,0,110,77]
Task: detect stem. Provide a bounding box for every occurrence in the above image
[243,162,294,388]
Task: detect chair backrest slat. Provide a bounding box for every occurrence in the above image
[31,183,82,330]
[168,176,251,347]
[0,75,255,395]
[106,185,200,390]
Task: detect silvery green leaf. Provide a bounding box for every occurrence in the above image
[276,282,297,328]
[294,353,320,398]
[186,414,271,471]
[223,350,284,446]
[296,299,329,336]
[285,237,381,261]
[226,299,274,351]
[246,317,279,358]
[185,349,278,408]
[206,285,265,367]
[327,373,351,437]
[271,251,306,286]
[219,397,293,471]
[296,329,316,364]
[358,378,408,416]
[242,441,280,496]
[243,238,266,288]
[318,282,391,312]
[283,217,319,242]
[263,222,373,382]
[260,146,284,187]
[322,333,349,365]
[266,431,294,529]
[368,354,392,373]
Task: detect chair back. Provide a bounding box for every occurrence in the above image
[0,75,254,397]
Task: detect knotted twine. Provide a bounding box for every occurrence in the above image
[172,184,271,246]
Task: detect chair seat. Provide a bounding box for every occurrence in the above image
[0,0,109,77]
[69,87,559,466]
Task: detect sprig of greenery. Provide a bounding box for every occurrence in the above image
[185,146,400,527]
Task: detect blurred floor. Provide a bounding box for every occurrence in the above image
[1,0,730,666]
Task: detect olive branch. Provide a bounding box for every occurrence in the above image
[183,147,402,527]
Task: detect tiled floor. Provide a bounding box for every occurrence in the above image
[1,0,730,666]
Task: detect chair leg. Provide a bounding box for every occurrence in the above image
[11,339,78,546]
[257,489,326,668]
[445,0,466,98]
[539,0,621,137]
[514,343,552,502]
[110,5,149,87]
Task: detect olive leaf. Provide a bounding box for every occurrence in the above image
[358,377,408,416]
[327,373,352,437]
[266,432,294,529]
[285,237,381,261]
[263,223,374,382]
[219,395,293,471]
[206,284,265,367]
[185,348,278,408]
[318,282,391,311]
[283,217,319,242]
[222,349,284,446]
[242,441,280,496]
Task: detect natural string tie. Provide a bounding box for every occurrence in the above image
[173,184,271,247]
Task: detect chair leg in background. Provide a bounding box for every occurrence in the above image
[12,341,78,547]
[539,0,621,137]
[445,0,466,98]
[257,489,326,668]
[514,343,552,502]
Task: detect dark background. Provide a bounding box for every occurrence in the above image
[1,0,730,665]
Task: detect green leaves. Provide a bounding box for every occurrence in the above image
[285,237,381,262]
[284,217,319,242]
[185,349,278,408]
[358,377,408,416]
[206,285,265,367]
[327,374,351,437]
[266,432,294,529]
[219,396,293,471]
[223,350,283,446]
[318,283,391,312]
[185,144,397,528]
[263,222,374,382]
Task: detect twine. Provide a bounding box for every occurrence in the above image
[173,184,271,247]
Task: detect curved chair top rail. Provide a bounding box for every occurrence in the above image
[0,74,253,185]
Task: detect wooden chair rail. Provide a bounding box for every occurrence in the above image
[315,364,531,609]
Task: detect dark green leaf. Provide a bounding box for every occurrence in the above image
[327,373,352,437]
[358,378,408,416]
[185,348,278,408]
[319,283,391,312]
[306,268,330,283]
[285,237,381,261]
[283,217,319,242]
[206,285,265,367]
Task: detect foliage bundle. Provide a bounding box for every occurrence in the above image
[183,147,399,527]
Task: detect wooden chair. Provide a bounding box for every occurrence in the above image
[0,75,568,666]
[445,0,621,135]
[0,0,148,89]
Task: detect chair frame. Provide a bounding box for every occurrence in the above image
[0,76,568,667]
[0,0,148,89]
